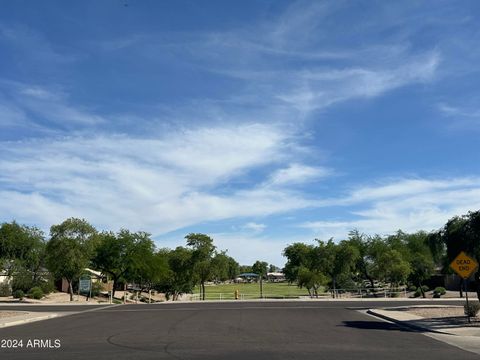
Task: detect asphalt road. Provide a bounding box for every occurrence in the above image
[0,300,477,360]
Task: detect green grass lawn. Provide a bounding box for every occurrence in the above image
[193,282,311,300]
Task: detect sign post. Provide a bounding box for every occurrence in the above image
[450,251,479,323]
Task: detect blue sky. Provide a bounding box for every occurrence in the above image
[1,1,480,266]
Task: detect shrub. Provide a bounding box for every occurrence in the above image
[37,279,55,295]
[464,302,480,317]
[421,285,429,292]
[28,286,44,300]
[433,287,446,298]
[408,285,417,292]
[12,289,25,299]
[0,282,11,297]
[91,282,103,297]
[413,288,422,298]
[11,269,34,293]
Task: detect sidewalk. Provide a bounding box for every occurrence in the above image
[0,311,61,329]
[368,306,480,356]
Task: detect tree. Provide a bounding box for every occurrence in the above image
[0,221,46,276]
[403,231,434,298]
[185,233,216,300]
[345,230,382,295]
[440,211,480,300]
[154,247,195,301]
[91,230,155,297]
[211,252,238,282]
[239,265,252,274]
[315,239,359,298]
[227,256,240,280]
[252,260,268,298]
[283,242,329,297]
[45,218,97,301]
[132,250,169,295]
[283,243,315,283]
[375,249,411,290]
[297,266,328,297]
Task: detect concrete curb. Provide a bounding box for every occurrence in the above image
[0,313,60,329]
[366,309,454,335]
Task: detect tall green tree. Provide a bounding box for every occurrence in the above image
[345,230,381,294]
[283,242,329,297]
[0,222,46,272]
[283,243,315,283]
[211,252,238,282]
[155,247,195,300]
[45,218,97,301]
[91,229,155,297]
[252,260,268,298]
[185,233,216,300]
[375,249,411,289]
[404,231,434,298]
[440,211,480,300]
[0,222,47,292]
[314,240,359,297]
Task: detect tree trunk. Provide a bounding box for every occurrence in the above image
[366,274,378,298]
[201,281,205,301]
[112,277,118,298]
[332,276,336,298]
[68,280,74,302]
[419,282,426,298]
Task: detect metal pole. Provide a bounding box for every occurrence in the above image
[465,279,471,324]
[89,278,92,301]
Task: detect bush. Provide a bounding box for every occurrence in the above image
[433,287,446,298]
[91,282,103,297]
[421,285,429,292]
[413,288,422,298]
[464,302,480,317]
[408,285,417,292]
[12,289,25,299]
[28,286,44,300]
[11,269,34,293]
[37,278,55,295]
[0,282,11,297]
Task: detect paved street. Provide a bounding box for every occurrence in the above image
[0,300,477,360]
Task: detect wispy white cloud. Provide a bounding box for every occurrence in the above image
[301,177,480,240]
[268,163,330,186]
[437,102,480,130]
[0,24,78,64]
[0,123,317,234]
[0,81,105,131]
[242,222,267,233]
[276,51,440,113]
[89,2,441,120]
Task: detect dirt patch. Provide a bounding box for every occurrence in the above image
[0,311,25,319]
[404,306,465,318]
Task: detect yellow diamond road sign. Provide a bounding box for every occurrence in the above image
[450,251,479,279]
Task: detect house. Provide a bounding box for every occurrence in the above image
[58,268,111,293]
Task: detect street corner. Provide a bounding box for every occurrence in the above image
[0,311,60,329]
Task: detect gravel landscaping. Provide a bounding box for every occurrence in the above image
[0,311,25,318]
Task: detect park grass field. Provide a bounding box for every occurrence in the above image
[193,282,311,300]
